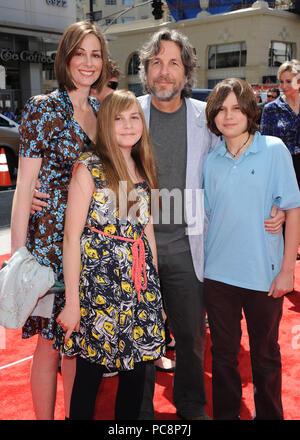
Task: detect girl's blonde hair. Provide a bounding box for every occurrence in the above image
[94,90,158,212]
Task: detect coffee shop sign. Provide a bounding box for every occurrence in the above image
[0,49,55,64]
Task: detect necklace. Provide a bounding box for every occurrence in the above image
[226,133,250,158]
[128,163,140,183]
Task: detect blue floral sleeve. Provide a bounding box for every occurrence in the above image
[260,105,276,137]
[19,95,55,158]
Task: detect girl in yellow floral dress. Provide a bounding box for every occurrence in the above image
[55,90,165,420]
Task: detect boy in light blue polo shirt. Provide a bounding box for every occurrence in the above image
[204,131,300,292]
[203,78,300,421]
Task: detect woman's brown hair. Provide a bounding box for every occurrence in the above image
[54,21,109,93]
[93,90,159,215]
[206,78,260,137]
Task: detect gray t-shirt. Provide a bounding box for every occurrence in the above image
[149,101,189,255]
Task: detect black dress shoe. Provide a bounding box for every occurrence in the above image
[177,411,211,420]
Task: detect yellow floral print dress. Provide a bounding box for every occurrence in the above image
[55,152,165,371]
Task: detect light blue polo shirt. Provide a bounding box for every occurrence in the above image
[203,131,300,292]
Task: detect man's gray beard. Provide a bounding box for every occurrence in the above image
[148,80,185,102]
[149,85,181,102]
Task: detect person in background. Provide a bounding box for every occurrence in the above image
[10,21,109,420]
[265,87,280,103]
[90,59,121,104]
[254,90,262,104]
[261,59,300,188]
[257,88,280,124]
[55,90,165,420]
[3,106,16,121]
[203,78,300,420]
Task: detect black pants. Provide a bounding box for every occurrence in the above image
[140,250,207,419]
[204,279,283,420]
[70,356,146,420]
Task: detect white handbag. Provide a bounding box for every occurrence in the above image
[0,246,56,329]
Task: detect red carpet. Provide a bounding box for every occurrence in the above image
[0,252,299,421]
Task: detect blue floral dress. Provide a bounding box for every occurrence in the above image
[260,96,300,156]
[54,152,165,370]
[19,88,99,340]
[260,96,300,187]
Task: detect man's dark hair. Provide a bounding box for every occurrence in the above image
[139,28,197,98]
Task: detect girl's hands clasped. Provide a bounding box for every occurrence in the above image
[56,301,81,343]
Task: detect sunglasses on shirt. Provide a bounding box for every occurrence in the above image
[107,81,118,90]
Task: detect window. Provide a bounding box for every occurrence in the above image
[268,41,294,67]
[128,53,140,75]
[128,83,143,97]
[105,0,117,5]
[122,0,134,5]
[122,17,134,23]
[263,75,278,84]
[208,42,247,69]
[0,33,13,50]
[208,78,245,89]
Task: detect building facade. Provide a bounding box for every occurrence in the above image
[77,0,167,26]
[0,0,76,113]
[1,1,298,113]
[103,2,300,95]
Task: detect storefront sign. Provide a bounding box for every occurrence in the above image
[45,0,68,6]
[0,49,55,64]
[0,65,5,89]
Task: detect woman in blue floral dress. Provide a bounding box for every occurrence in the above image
[260,59,300,188]
[10,21,109,420]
